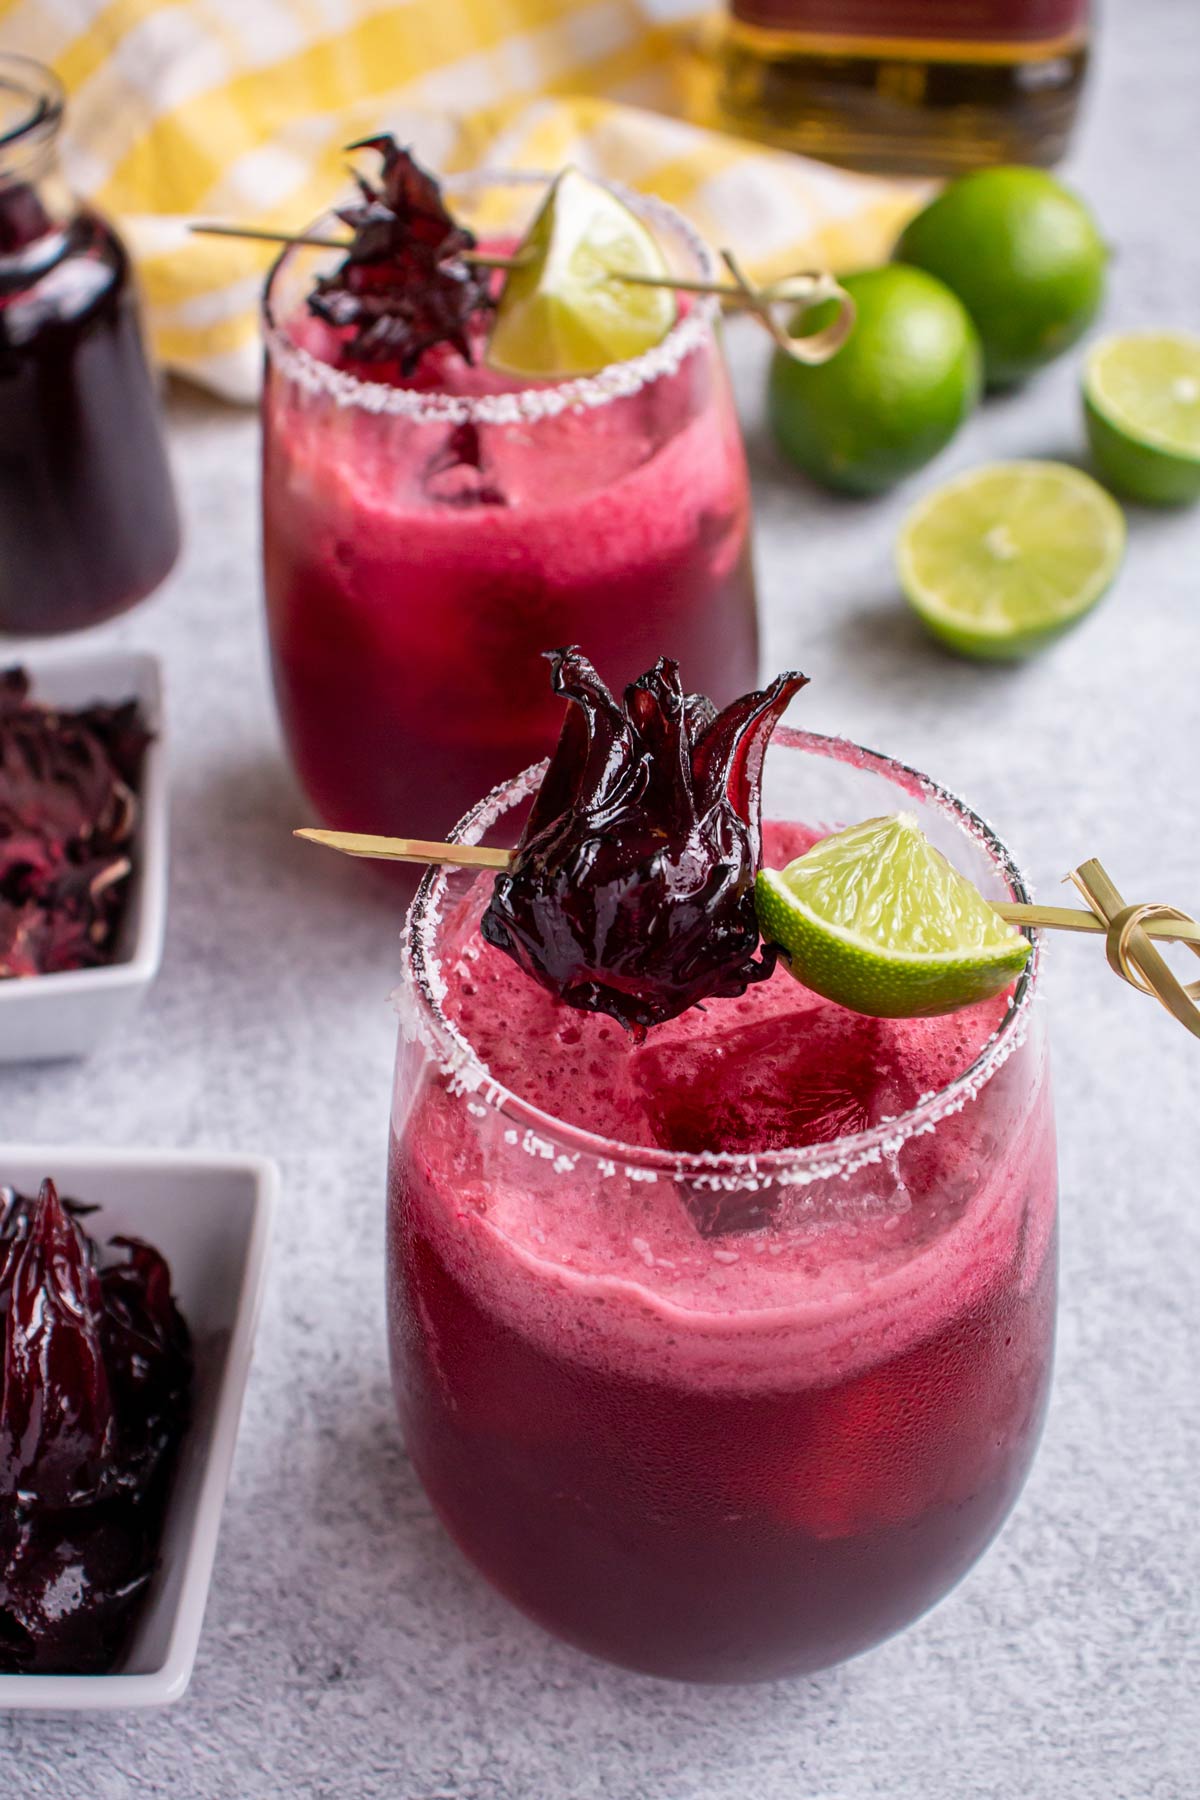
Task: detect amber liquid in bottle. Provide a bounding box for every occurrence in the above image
[715,0,1090,175]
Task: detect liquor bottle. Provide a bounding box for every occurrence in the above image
[714,1,1091,175]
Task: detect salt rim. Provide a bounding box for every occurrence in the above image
[262,169,720,426]
[396,728,1043,1197]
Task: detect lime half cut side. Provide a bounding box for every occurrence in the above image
[755,814,1030,1018]
[1084,331,1200,506]
[487,168,678,379]
[897,460,1126,660]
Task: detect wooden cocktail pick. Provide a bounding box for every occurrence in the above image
[293,829,1200,1038]
[188,222,855,364]
[293,828,509,871]
[1066,858,1200,1040]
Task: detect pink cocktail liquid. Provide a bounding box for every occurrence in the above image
[388,821,1057,1682]
[263,259,757,846]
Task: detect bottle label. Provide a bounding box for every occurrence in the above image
[729,0,1089,45]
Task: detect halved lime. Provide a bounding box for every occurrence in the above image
[755,814,1030,1018]
[1084,331,1200,506]
[897,460,1125,660]
[487,168,677,379]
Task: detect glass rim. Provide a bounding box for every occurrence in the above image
[399,727,1043,1189]
[261,168,722,427]
[0,54,63,157]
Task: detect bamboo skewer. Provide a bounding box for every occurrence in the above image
[293,829,1200,948]
[1068,858,1200,1040]
[189,222,349,251]
[994,901,1200,946]
[296,830,1200,1035]
[189,221,830,307]
[187,223,854,362]
[293,828,509,870]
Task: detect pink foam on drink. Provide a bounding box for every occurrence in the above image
[273,307,747,586]
[400,822,1055,1394]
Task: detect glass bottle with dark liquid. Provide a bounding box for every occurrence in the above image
[0,56,179,635]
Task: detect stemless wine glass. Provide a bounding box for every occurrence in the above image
[387,731,1058,1683]
[261,173,758,847]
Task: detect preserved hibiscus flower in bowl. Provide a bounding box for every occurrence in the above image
[0,1144,276,1709]
[0,1177,193,1676]
[0,651,167,1062]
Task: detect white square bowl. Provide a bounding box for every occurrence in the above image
[0,649,167,1062]
[0,1144,277,1709]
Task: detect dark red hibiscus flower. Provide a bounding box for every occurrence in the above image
[482,649,807,1033]
[0,1180,191,1673]
[308,136,493,370]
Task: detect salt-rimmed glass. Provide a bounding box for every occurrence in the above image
[261,171,758,852]
[387,731,1058,1682]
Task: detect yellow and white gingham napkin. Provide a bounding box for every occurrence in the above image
[0,1,925,401]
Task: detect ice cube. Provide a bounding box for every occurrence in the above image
[634,999,889,1235]
[421,422,507,506]
[634,1006,885,1159]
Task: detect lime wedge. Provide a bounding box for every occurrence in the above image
[487,168,677,379]
[897,460,1125,660]
[755,814,1030,1018]
[1084,331,1200,506]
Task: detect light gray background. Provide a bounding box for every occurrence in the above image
[2,3,1198,1794]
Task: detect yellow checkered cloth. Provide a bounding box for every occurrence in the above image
[0,1,923,400]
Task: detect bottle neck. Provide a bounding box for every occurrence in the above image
[0,55,75,258]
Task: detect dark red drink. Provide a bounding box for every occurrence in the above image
[0,58,179,636]
[262,179,758,846]
[387,739,1057,1681]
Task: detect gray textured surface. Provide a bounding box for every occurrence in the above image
[2,5,1199,1794]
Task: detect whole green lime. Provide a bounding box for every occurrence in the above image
[768,265,981,496]
[895,166,1107,388]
